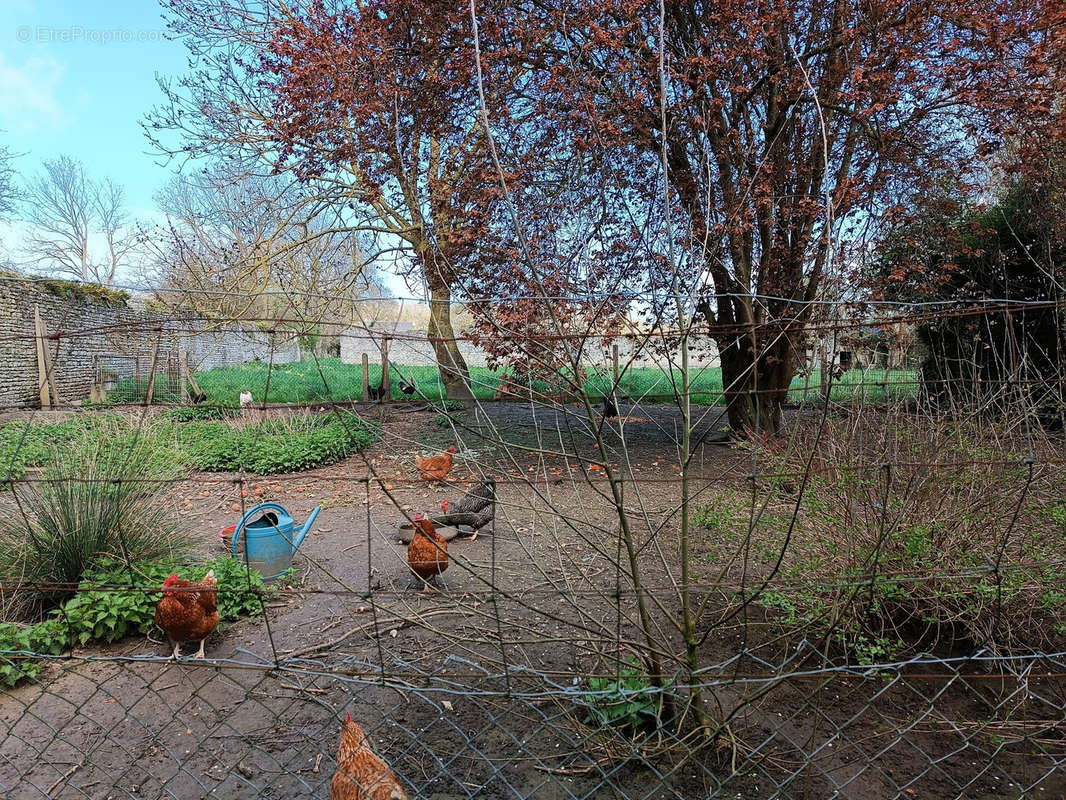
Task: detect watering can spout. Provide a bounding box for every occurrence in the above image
[292,505,320,552]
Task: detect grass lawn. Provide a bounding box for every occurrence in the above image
[180,358,918,407]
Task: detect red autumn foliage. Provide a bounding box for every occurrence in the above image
[511,0,1066,431]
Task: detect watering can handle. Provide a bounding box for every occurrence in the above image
[292,505,321,551]
[231,502,291,557]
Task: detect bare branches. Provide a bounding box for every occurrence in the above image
[20,155,143,285]
[144,166,379,327]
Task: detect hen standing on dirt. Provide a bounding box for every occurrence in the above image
[434,478,495,540]
[602,393,618,419]
[331,712,407,800]
[415,445,456,484]
[154,571,219,659]
[407,513,449,592]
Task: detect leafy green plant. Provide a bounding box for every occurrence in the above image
[64,556,275,641]
[0,419,191,614]
[176,412,378,475]
[848,634,902,667]
[694,496,739,533]
[0,556,277,686]
[161,406,239,422]
[0,623,45,687]
[580,657,673,732]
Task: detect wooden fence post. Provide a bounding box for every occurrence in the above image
[179,348,189,403]
[34,306,50,409]
[612,343,620,386]
[144,337,162,406]
[361,353,370,401]
[381,335,391,401]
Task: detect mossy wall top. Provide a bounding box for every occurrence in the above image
[0,277,176,406]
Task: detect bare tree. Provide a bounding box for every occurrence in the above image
[0,142,18,217]
[144,165,380,328]
[20,155,142,284]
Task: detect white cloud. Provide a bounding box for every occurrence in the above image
[0,51,65,134]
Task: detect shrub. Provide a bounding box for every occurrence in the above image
[161,406,240,422]
[176,411,379,475]
[0,557,275,686]
[876,181,1065,419]
[704,415,1066,659]
[0,419,191,615]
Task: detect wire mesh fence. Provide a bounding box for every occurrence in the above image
[1,293,1065,799]
[94,354,184,406]
[3,639,1065,797]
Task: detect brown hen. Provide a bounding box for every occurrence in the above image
[154,571,219,659]
[407,514,449,592]
[415,445,456,483]
[331,712,407,800]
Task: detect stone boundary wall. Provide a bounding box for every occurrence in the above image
[0,280,300,407]
[339,327,722,371]
[183,324,300,371]
[0,280,172,406]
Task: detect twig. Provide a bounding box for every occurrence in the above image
[47,759,83,794]
[279,681,327,695]
[281,609,467,659]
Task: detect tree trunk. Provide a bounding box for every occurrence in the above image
[426,275,473,400]
[718,330,795,436]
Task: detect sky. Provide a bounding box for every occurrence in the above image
[0,0,419,297]
[1,0,187,223]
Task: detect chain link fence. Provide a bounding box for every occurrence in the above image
[3,645,1064,797]
[2,296,1066,799]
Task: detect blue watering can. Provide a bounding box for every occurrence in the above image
[231,502,320,581]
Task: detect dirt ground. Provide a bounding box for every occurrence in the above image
[1,402,1064,799]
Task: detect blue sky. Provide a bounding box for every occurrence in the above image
[0,0,415,297]
[1,0,187,219]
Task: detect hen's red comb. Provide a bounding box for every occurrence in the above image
[345,711,351,722]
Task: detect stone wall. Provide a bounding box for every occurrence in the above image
[339,328,491,369]
[183,323,300,371]
[0,279,301,408]
[0,279,175,407]
[338,326,722,372]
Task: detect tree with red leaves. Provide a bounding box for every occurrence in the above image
[256,0,522,399]
[527,0,1066,433]
[259,1,645,396]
